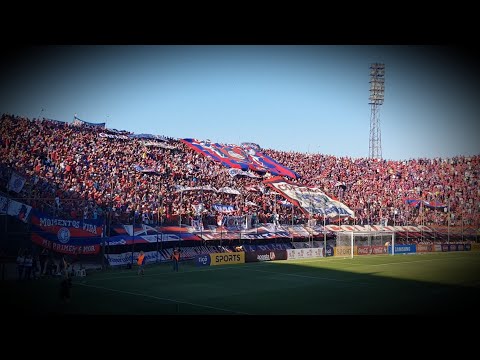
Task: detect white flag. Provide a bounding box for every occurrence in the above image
[7,172,26,193]
[7,200,32,223]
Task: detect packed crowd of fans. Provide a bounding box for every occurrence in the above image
[264,150,479,227]
[1,113,478,229]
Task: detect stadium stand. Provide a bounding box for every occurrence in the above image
[0,113,478,263]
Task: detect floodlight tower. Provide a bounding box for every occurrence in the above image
[368,63,385,159]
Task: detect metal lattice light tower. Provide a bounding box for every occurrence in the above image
[369,63,385,159]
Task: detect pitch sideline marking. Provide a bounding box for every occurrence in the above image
[87,262,273,282]
[76,282,251,315]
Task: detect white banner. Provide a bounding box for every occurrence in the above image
[7,172,26,193]
[191,203,205,215]
[192,219,204,231]
[141,141,175,149]
[0,195,32,223]
[212,204,235,213]
[265,178,354,218]
[228,168,261,178]
[98,132,130,140]
[217,186,241,195]
[175,185,217,193]
[287,247,324,260]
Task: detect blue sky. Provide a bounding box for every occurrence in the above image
[1,45,479,161]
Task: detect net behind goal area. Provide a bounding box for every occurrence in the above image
[334,232,395,258]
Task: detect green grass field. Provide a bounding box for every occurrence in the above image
[3,251,480,315]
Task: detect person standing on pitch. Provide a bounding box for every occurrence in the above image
[137,251,146,275]
[171,248,180,272]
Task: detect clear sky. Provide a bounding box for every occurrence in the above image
[1,45,479,161]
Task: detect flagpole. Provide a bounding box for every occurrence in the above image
[447,198,450,244]
[432,193,437,243]
[156,188,161,263]
[307,198,313,248]
[157,188,161,227]
[201,189,204,243]
[131,208,135,267]
[291,204,294,243]
[421,197,424,242]
[461,207,464,243]
[323,213,326,256]
[406,210,409,243]
[338,188,342,229]
[179,190,183,227]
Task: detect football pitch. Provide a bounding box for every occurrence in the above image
[3,251,480,315]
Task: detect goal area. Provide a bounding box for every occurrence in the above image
[334,231,395,258]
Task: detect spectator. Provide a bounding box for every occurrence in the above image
[171,248,180,272]
[16,250,25,281]
[24,253,33,280]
